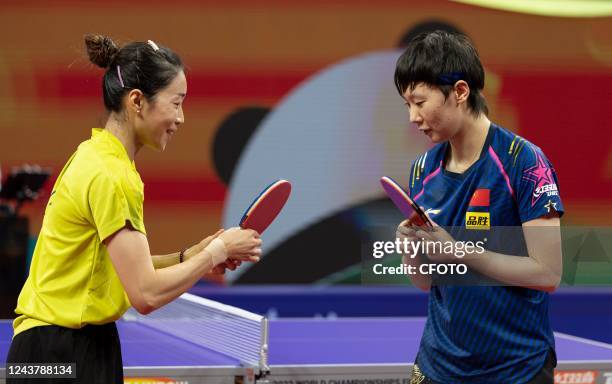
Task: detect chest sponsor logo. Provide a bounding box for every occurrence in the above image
[465,212,490,230]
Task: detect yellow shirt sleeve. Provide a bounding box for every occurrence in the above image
[88,170,146,242]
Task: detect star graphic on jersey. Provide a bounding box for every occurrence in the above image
[544,200,557,213]
[522,151,555,207]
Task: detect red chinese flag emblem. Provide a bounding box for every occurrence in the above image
[469,189,490,206]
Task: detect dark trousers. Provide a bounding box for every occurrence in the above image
[6,322,123,383]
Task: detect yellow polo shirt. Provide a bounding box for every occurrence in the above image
[13,128,146,336]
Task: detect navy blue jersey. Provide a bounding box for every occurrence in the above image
[408,123,564,383]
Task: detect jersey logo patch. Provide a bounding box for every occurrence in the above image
[544,200,558,213]
[469,189,490,206]
[523,151,557,207]
[466,212,490,230]
[425,208,441,216]
[534,183,558,199]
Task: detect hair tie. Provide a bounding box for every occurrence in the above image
[147,40,160,51]
[116,65,125,88]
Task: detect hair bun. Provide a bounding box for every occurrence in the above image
[84,34,119,68]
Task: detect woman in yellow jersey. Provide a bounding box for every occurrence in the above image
[6,35,262,384]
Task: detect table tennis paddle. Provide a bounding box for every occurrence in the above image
[380,176,433,228]
[239,179,292,234]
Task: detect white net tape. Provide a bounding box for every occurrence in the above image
[123,293,268,370]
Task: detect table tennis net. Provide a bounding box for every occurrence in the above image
[122,293,268,370]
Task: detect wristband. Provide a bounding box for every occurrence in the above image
[205,238,227,266]
[179,248,187,263]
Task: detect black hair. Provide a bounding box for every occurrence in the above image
[84,34,184,113]
[394,30,488,116]
[396,20,465,48]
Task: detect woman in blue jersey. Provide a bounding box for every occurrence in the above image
[394,31,563,384]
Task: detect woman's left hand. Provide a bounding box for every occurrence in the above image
[210,259,242,275]
[413,214,462,264]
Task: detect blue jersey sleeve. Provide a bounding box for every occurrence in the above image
[514,144,564,223]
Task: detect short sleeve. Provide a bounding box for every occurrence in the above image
[515,144,564,223]
[88,172,144,242]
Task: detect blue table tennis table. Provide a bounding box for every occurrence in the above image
[2,317,612,384]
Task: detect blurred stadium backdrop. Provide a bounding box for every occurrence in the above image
[1,0,612,286]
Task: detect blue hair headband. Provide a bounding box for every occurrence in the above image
[437,72,465,86]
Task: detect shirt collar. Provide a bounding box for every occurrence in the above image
[91,128,136,168]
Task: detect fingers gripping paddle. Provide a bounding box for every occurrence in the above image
[380,176,433,228]
[239,180,292,234]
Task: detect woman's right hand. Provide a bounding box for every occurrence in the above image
[219,227,262,262]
